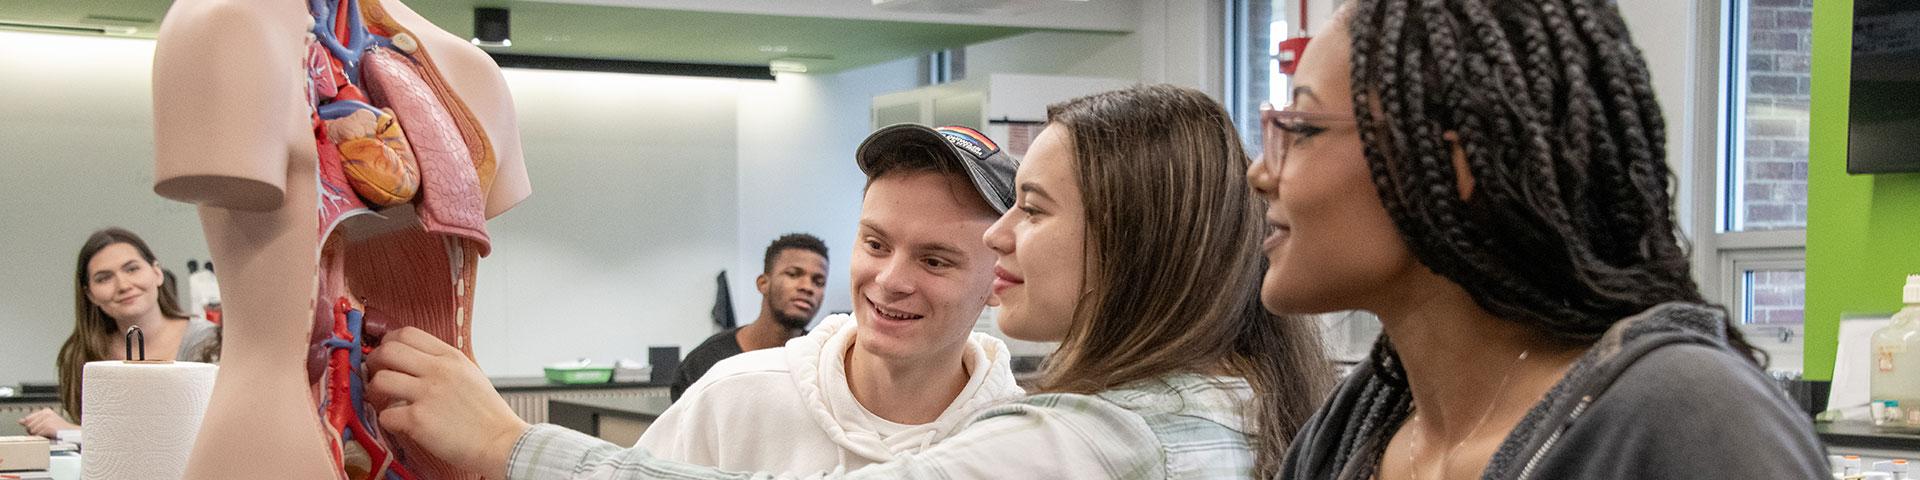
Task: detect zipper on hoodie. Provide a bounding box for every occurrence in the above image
[1514,394,1593,480]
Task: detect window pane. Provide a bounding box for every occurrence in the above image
[1742,268,1806,372]
[1228,0,1291,152]
[1728,0,1812,231]
[1742,268,1806,326]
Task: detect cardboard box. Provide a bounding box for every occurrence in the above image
[0,435,50,471]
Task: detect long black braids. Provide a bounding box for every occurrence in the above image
[1345,0,1764,360]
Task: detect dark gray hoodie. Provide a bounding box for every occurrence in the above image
[1282,302,1827,479]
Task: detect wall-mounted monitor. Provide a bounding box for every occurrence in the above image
[1849,0,1920,174]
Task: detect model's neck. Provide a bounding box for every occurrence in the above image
[845,339,970,425]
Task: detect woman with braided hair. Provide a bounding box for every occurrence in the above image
[1253,1,1824,478]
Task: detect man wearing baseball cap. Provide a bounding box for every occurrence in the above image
[631,124,1027,474]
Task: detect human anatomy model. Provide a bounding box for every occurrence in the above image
[152,0,529,477]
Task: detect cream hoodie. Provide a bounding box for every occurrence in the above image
[636,314,1025,475]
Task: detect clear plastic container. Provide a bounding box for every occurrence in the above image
[1871,275,1920,432]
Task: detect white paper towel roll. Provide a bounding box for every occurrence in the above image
[80,361,217,480]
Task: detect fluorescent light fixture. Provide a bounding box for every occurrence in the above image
[769,60,809,74]
[491,53,775,81]
[0,20,137,36]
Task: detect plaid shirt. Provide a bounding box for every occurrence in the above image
[507,374,1259,479]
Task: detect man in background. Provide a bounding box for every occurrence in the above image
[670,233,828,400]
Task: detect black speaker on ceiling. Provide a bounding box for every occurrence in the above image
[472,7,510,48]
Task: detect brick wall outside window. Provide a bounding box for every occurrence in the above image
[1738,0,1813,231]
[1736,0,1810,326]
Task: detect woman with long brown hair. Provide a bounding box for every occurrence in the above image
[18,228,219,438]
[358,84,1335,479]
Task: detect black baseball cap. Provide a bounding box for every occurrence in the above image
[855,124,1018,214]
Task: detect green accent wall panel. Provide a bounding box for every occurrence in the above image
[1805,0,1920,380]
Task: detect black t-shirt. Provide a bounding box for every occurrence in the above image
[670,327,746,401]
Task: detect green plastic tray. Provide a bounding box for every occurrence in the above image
[543,366,614,384]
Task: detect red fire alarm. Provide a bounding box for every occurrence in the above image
[1276,36,1310,75]
[1276,0,1314,75]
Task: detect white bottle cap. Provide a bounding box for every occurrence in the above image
[1907,274,1920,304]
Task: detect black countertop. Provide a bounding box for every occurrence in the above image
[1819,421,1920,452]
[488,376,670,392]
[2,376,667,403]
[0,393,56,404]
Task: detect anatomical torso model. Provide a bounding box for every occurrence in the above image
[152,0,530,478]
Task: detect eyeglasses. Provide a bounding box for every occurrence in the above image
[1256,102,1356,176]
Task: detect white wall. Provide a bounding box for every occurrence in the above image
[1616,0,1707,237]
[965,31,1144,80]
[965,0,1224,97]
[0,31,208,386]
[1137,0,1227,98]
[728,58,923,328]
[0,30,755,383]
[469,69,746,376]
[1614,0,1725,306]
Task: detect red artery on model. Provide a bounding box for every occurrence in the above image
[322,297,416,480]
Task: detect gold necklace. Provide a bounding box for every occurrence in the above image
[1404,349,1530,480]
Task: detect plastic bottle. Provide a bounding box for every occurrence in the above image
[1872,275,1920,432]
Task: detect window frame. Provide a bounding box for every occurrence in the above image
[1224,0,1292,151]
[1694,0,1809,347]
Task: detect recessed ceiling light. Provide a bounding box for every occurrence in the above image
[471,7,510,48]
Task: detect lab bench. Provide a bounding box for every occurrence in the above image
[1,376,668,434]
[548,396,673,447]
[1821,421,1920,466]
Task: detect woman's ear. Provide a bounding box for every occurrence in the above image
[1444,131,1475,202]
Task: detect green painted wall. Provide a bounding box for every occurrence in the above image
[1805,0,1920,380]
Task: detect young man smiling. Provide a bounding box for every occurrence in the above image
[634,125,1025,474]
